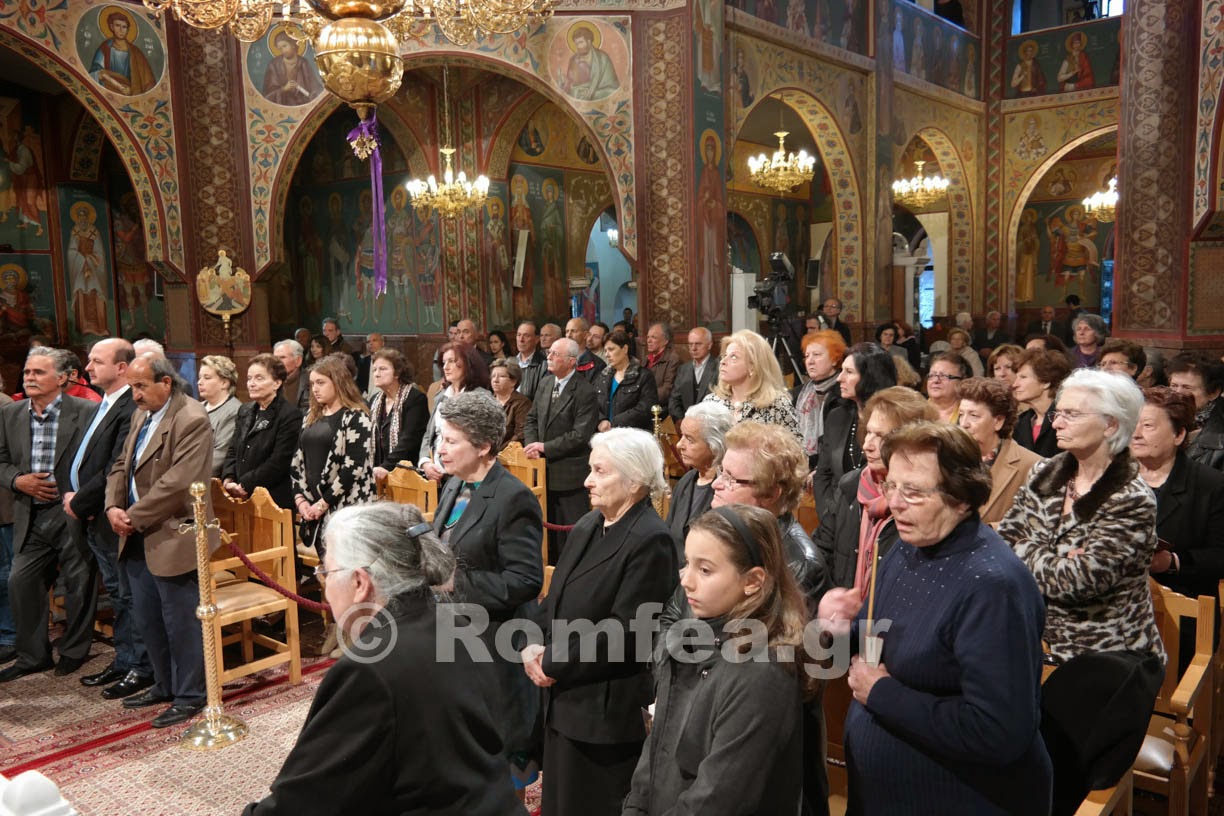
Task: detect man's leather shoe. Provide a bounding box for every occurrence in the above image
[123,688,172,709]
[151,703,204,728]
[82,662,125,687]
[101,671,155,700]
[0,645,16,664]
[54,656,88,676]
[0,661,53,682]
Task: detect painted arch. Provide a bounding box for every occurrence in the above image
[910,127,973,313]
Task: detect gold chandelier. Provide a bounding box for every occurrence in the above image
[748,131,816,194]
[405,66,490,218]
[140,0,557,47]
[1083,176,1118,223]
[892,159,950,209]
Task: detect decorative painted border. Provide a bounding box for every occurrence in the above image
[999,84,1119,113]
[1195,0,1224,225]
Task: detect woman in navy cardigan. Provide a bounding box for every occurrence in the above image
[820,421,1051,815]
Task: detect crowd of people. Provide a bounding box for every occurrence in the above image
[2,303,1223,815]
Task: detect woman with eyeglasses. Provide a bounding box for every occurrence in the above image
[813,342,898,519]
[819,421,1051,815]
[244,502,521,816]
[997,369,1164,666]
[924,352,972,423]
[1011,347,1073,459]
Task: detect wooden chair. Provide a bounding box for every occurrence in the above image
[1130,581,1214,816]
[653,415,687,480]
[209,488,302,686]
[498,442,549,570]
[383,462,438,522]
[797,490,819,533]
[1210,579,1224,778]
[1074,772,1133,816]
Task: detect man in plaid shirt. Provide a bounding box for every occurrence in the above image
[0,346,95,682]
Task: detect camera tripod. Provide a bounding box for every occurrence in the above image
[765,321,806,386]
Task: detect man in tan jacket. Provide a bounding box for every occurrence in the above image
[105,355,217,728]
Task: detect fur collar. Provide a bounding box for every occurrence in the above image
[1030,449,1139,522]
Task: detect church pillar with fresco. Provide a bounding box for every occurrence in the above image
[1113,0,1196,343]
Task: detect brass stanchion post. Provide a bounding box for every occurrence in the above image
[181,481,248,750]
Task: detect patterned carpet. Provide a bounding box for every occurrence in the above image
[0,642,332,815]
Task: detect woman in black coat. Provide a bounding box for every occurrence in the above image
[1012,347,1071,459]
[222,353,302,510]
[665,401,733,561]
[245,502,519,816]
[1133,386,1224,600]
[624,505,810,815]
[594,330,658,432]
[523,428,677,816]
[367,348,429,484]
[430,391,544,785]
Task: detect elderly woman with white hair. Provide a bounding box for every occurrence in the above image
[522,428,677,816]
[665,401,733,560]
[997,368,1164,666]
[244,503,520,816]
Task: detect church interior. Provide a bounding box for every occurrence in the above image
[2,0,1224,811]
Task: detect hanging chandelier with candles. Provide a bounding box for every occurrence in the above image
[140,0,557,47]
[405,66,490,219]
[892,159,950,209]
[748,131,816,194]
[1082,176,1118,223]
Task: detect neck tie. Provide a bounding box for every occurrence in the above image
[69,397,110,491]
[128,414,154,505]
[552,381,561,400]
[1043,321,1050,335]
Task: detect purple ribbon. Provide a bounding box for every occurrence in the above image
[348,109,386,296]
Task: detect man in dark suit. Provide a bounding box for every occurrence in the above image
[321,316,359,363]
[524,339,599,563]
[566,317,606,383]
[668,327,719,424]
[105,355,218,728]
[62,338,153,699]
[818,297,853,345]
[355,332,383,396]
[274,339,311,413]
[1025,305,1066,343]
[973,311,1012,356]
[644,322,681,406]
[514,321,548,401]
[0,347,95,682]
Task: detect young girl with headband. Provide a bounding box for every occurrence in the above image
[622,503,815,815]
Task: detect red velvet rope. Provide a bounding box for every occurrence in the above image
[222,537,332,613]
[542,521,575,532]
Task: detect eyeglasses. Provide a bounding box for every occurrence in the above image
[314,564,369,579]
[927,373,964,382]
[881,481,944,504]
[714,466,754,489]
[1050,409,1102,423]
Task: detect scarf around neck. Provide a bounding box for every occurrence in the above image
[854,467,891,601]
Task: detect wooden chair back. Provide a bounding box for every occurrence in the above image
[383,463,438,522]
[654,415,687,480]
[208,487,302,685]
[498,442,548,522]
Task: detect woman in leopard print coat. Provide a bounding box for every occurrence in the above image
[997,369,1165,667]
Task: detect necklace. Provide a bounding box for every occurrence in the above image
[847,415,864,469]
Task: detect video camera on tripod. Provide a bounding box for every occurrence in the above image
[747,252,806,382]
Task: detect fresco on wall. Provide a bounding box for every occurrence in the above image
[481,182,514,330]
[110,188,165,338]
[890,1,981,99]
[1014,196,1111,307]
[506,164,569,321]
[0,254,55,343]
[694,0,727,330]
[728,0,869,55]
[728,212,764,278]
[1005,17,1122,99]
[282,112,447,338]
[510,103,605,172]
[247,23,325,107]
[0,91,50,251]
[59,189,115,342]
[549,20,628,103]
[75,5,166,96]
